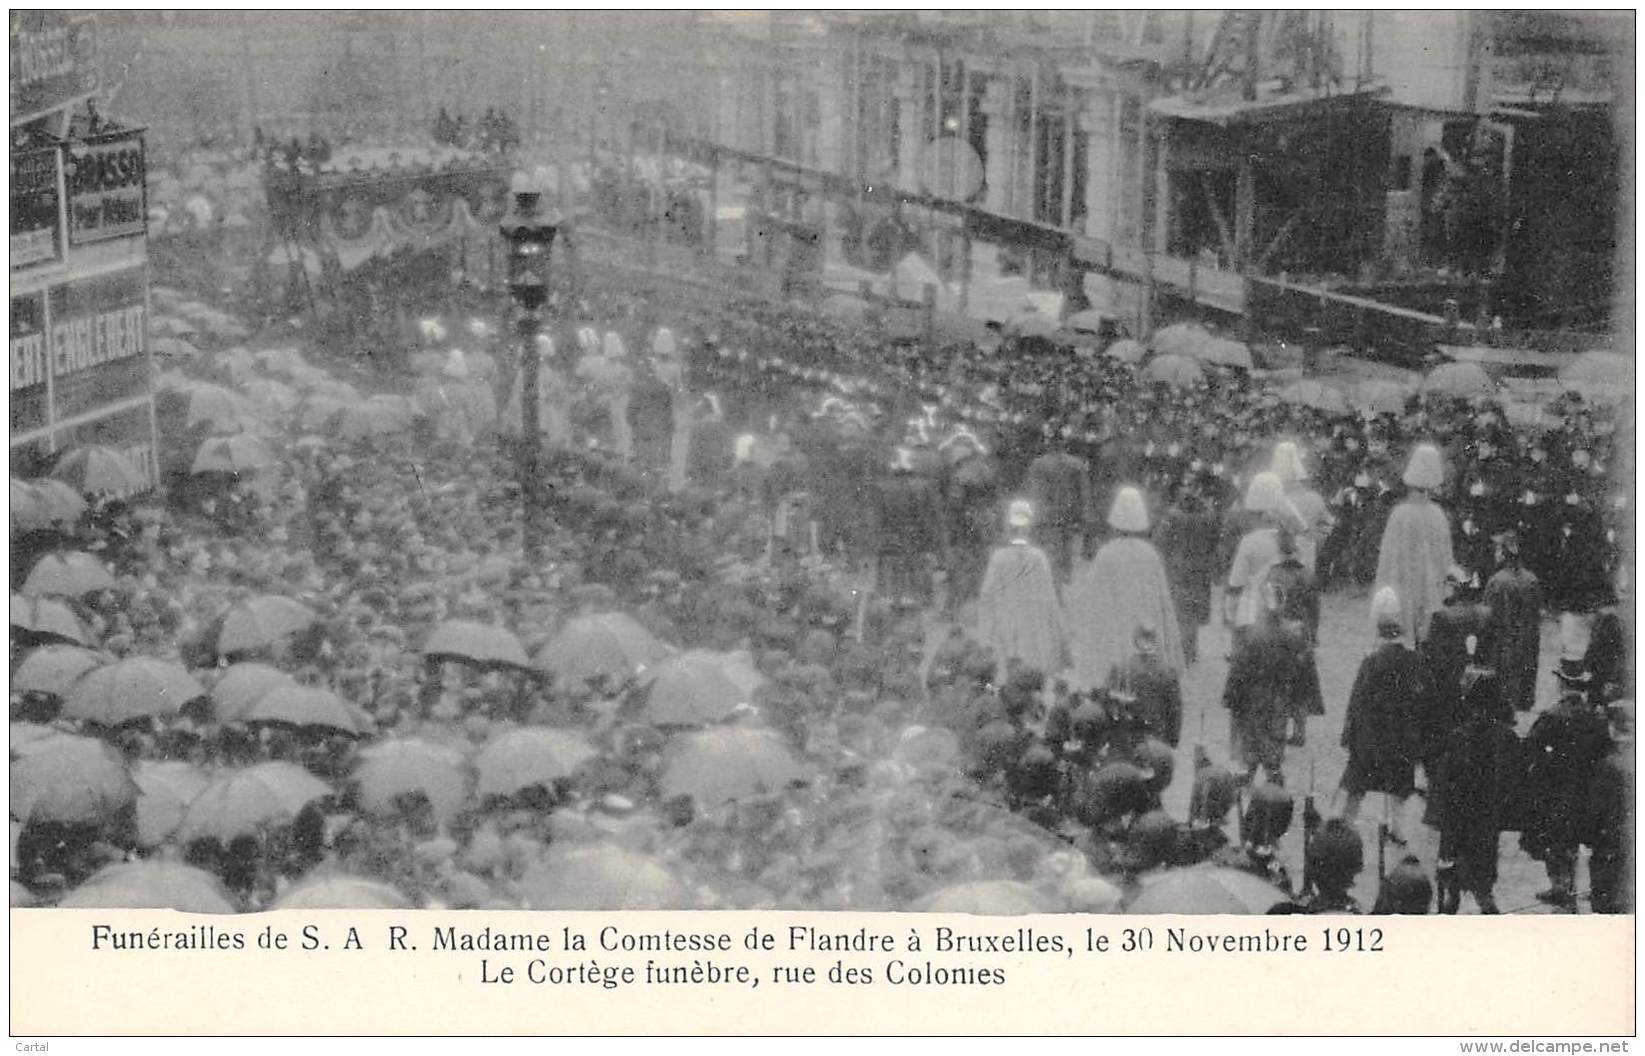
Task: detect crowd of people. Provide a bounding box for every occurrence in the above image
[9,206,1632,916]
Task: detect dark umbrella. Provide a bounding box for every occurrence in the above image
[22,552,117,598]
[473,727,595,799]
[1123,867,1292,914]
[535,612,670,685]
[175,762,331,844]
[215,596,317,656]
[517,845,688,910]
[659,726,808,808]
[422,620,531,670]
[192,434,279,476]
[132,759,212,847]
[245,684,373,735]
[353,738,470,825]
[10,594,92,646]
[58,861,235,913]
[63,657,206,725]
[49,445,149,497]
[273,871,413,910]
[915,880,1058,915]
[642,652,756,725]
[10,731,138,826]
[210,662,297,721]
[13,645,103,699]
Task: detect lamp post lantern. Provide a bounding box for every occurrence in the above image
[501,167,559,560]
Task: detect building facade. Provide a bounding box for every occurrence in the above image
[11,11,158,483]
[687,10,1627,343]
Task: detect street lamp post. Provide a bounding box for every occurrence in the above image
[500,168,559,561]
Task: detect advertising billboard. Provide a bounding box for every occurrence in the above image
[66,131,147,246]
[9,11,99,125]
[10,146,61,268]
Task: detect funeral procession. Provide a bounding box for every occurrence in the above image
[7,10,1634,921]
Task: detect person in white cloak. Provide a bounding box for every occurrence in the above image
[1270,440,1334,573]
[1374,443,1455,645]
[501,333,571,447]
[1067,486,1185,690]
[975,499,1065,679]
[1225,471,1289,642]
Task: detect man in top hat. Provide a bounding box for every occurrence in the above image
[1024,442,1092,584]
[1339,586,1423,841]
[1222,579,1322,785]
[1067,486,1185,691]
[1104,624,1183,748]
[1153,468,1222,665]
[1374,443,1455,645]
[941,427,1001,612]
[974,499,1064,679]
[1429,661,1517,914]
[1587,701,1633,914]
[1420,565,1497,768]
[871,446,949,608]
[1520,685,1612,909]
[1482,530,1542,713]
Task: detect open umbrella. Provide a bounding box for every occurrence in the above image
[333,400,410,440]
[297,395,358,431]
[22,552,116,598]
[1005,311,1057,339]
[353,738,470,824]
[1422,362,1497,399]
[273,871,413,910]
[150,314,197,337]
[210,662,298,721]
[1123,867,1292,914]
[1102,338,1147,364]
[1560,350,1629,385]
[535,612,669,685]
[518,845,687,911]
[1277,379,1350,414]
[59,861,236,913]
[1354,379,1413,416]
[254,347,309,376]
[63,657,206,725]
[240,378,301,415]
[132,760,212,847]
[176,761,331,844]
[659,726,807,808]
[1064,308,1107,335]
[150,335,200,359]
[245,684,372,735]
[214,595,316,656]
[474,728,596,799]
[32,479,89,522]
[308,379,362,404]
[192,434,278,475]
[1191,335,1255,370]
[422,620,531,669]
[11,731,137,826]
[49,445,149,497]
[641,652,751,725]
[10,594,92,646]
[1142,354,1205,388]
[13,644,103,699]
[1150,321,1210,357]
[915,880,1058,915]
[10,480,51,532]
[175,382,263,432]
